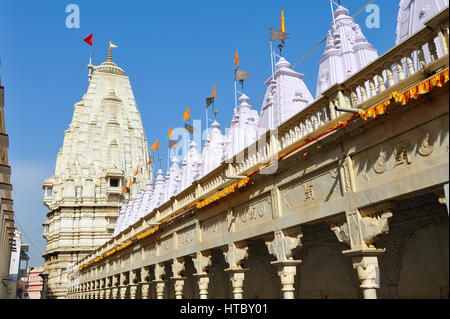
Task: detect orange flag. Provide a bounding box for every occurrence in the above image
[168,126,173,138]
[150,140,159,150]
[234,50,239,68]
[211,83,216,99]
[281,8,286,44]
[134,165,139,176]
[128,177,133,188]
[122,183,127,194]
[183,107,190,121]
[147,154,152,165]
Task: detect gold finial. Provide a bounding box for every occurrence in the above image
[213,109,218,120]
[108,41,118,62]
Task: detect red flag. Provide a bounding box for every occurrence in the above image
[84,34,93,46]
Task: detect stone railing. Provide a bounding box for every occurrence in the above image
[74,7,449,274]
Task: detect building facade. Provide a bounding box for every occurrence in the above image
[0,59,16,299]
[42,53,153,298]
[67,4,449,299]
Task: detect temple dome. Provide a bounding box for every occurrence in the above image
[95,61,126,76]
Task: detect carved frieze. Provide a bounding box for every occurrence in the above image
[143,242,158,260]
[201,212,227,241]
[177,226,196,250]
[160,236,173,255]
[280,165,342,215]
[234,196,272,230]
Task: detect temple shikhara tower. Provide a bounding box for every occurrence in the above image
[42,51,152,298]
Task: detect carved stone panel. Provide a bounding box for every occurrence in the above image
[233,196,272,231]
[279,165,342,215]
[159,235,173,257]
[177,226,196,250]
[354,119,449,191]
[142,242,158,261]
[201,212,227,242]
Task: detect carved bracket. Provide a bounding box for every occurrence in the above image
[265,227,303,262]
[222,241,248,270]
[192,250,212,275]
[154,263,166,281]
[330,202,395,250]
[171,257,185,278]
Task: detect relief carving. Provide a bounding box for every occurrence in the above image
[418,133,435,157]
[373,150,387,174]
[393,142,412,167]
[303,184,315,202]
[178,228,195,248]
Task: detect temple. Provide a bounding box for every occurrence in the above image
[42,54,152,298]
[49,2,449,299]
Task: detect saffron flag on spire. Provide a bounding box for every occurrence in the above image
[183,107,190,121]
[134,165,139,176]
[234,50,239,68]
[150,140,159,150]
[281,9,286,44]
[206,84,216,108]
[147,154,152,165]
[168,126,173,138]
[84,33,93,46]
[122,183,127,194]
[128,177,133,188]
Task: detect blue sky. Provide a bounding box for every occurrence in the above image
[0,0,399,267]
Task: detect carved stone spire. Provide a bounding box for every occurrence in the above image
[227,93,261,158]
[201,120,226,177]
[316,5,378,97]
[259,57,313,131]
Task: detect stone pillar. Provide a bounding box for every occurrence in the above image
[87,282,92,299]
[223,242,248,299]
[111,274,120,299]
[171,258,187,299]
[265,227,303,299]
[140,267,151,299]
[99,278,106,299]
[105,276,113,299]
[330,203,394,299]
[192,251,212,299]
[153,263,166,299]
[94,280,100,299]
[119,272,129,299]
[129,269,139,299]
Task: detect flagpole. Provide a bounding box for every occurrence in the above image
[234,78,238,108]
[269,33,275,76]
